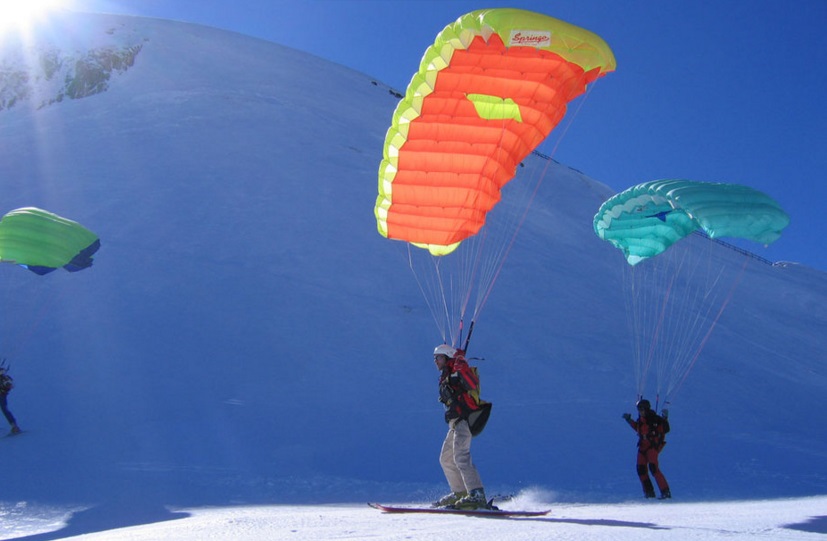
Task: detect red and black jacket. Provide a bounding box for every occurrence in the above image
[438,356,481,422]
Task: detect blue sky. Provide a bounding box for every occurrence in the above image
[60,0,827,271]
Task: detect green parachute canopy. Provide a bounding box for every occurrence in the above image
[593,179,790,265]
[0,207,100,275]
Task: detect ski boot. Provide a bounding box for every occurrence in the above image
[451,488,488,510]
[432,491,466,508]
[643,479,656,499]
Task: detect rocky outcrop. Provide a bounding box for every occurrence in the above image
[1,43,143,111]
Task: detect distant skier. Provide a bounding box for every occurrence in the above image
[623,398,670,499]
[432,344,491,510]
[0,362,21,435]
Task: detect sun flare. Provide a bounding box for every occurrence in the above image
[0,0,64,34]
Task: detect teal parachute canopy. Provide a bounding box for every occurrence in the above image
[0,207,100,275]
[593,179,789,265]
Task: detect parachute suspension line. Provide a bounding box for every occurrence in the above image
[630,235,751,405]
[653,244,694,399]
[406,245,452,343]
[434,255,457,343]
[469,73,603,325]
[472,150,551,322]
[657,240,712,398]
[652,240,714,401]
[653,237,725,402]
[627,242,679,399]
[644,266,677,382]
[626,265,648,398]
[626,240,694,401]
[664,254,749,401]
[457,218,486,328]
[405,205,491,346]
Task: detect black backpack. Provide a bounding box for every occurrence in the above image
[465,365,492,437]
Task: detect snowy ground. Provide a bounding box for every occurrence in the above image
[2,495,826,540]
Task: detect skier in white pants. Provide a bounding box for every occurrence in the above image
[432,344,487,510]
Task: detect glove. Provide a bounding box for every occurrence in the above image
[622,413,632,421]
[661,409,669,419]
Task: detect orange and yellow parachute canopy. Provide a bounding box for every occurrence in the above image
[375,8,615,255]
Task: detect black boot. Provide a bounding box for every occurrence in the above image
[659,489,671,500]
[643,479,656,498]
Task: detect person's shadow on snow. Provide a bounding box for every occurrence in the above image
[784,515,827,534]
[7,500,189,541]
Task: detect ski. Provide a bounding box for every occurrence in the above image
[368,502,550,518]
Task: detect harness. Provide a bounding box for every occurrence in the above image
[637,412,667,452]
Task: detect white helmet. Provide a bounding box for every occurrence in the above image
[433,344,456,358]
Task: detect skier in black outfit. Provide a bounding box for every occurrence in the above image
[0,364,21,435]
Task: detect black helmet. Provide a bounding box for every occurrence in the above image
[636,399,651,411]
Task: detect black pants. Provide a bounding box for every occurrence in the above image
[0,394,16,427]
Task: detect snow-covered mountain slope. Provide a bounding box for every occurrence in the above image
[0,12,824,512]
